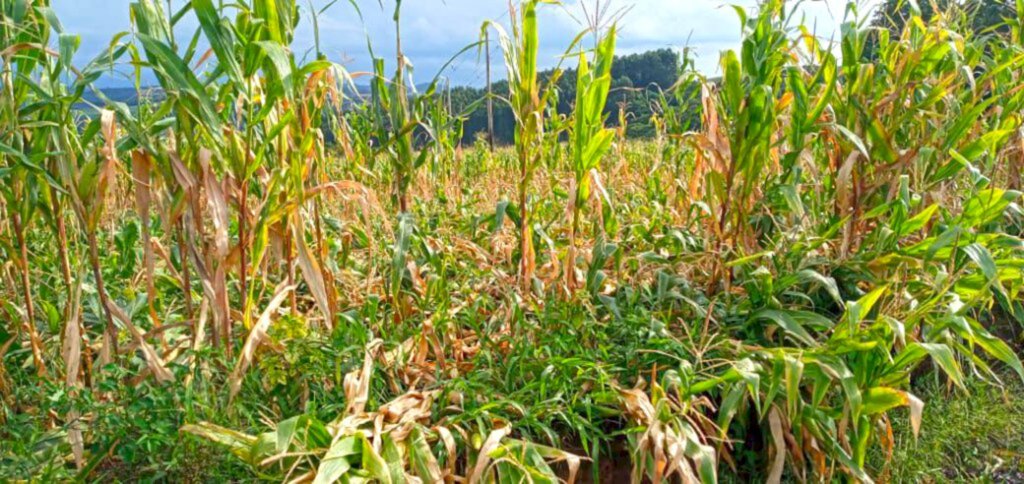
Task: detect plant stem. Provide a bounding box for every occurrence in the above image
[178,220,193,320]
[519,157,532,291]
[237,179,247,358]
[286,223,296,314]
[86,227,119,362]
[12,213,47,378]
[566,199,581,293]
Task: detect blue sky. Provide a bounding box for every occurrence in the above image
[51,0,879,87]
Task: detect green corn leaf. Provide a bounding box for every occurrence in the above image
[136,33,222,135]
[750,309,823,346]
[962,189,1021,228]
[785,355,804,418]
[862,387,908,415]
[256,40,294,98]
[314,435,361,484]
[898,204,939,237]
[892,343,965,390]
[192,0,244,85]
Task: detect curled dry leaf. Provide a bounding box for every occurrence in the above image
[907,392,924,440]
[435,426,457,482]
[132,150,161,337]
[228,283,295,399]
[97,109,119,203]
[767,406,786,484]
[468,426,511,484]
[105,299,174,383]
[345,339,383,416]
[63,279,84,468]
[199,148,230,258]
[291,215,334,328]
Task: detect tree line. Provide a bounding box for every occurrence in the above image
[447,0,1017,147]
[450,48,682,145]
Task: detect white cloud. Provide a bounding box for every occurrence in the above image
[52,0,881,86]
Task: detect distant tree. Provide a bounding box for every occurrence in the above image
[866,0,1017,58]
[612,49,679,90]
[965,0,1017,34]
[871,0,953,33]
[871,0,1015,37]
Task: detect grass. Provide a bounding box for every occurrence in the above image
[873,371,1024,483]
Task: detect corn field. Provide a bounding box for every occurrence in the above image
[2,0,1024,481]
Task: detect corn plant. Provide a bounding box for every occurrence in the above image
[126,0,344,356]
[565,25,616,292]
[715,0,789,251]
[483,0,556,291]
[2,1,1024,482]
[0,0,57,377]
[369,1,419,214]
[652,50,701,211]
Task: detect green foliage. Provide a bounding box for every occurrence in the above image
[3,1,1024,483]
[868,372,1024,481]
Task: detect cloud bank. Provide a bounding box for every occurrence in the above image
[52,0,879,87]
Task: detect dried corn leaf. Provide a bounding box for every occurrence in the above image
[199,148,230,258]
[468,426,511,484]
[228,283,294,399]
[105,299,174,383]
[291,216,333,328]
[345,339,383,416]
[767,407,786,484]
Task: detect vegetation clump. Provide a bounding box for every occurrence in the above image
[2,0,1024,482]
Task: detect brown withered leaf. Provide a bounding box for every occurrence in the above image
[105,300,174,383]
[228,283,295,399]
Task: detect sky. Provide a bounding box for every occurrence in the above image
[51,0,880,88]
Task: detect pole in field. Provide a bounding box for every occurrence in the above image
[486,30,495,152]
